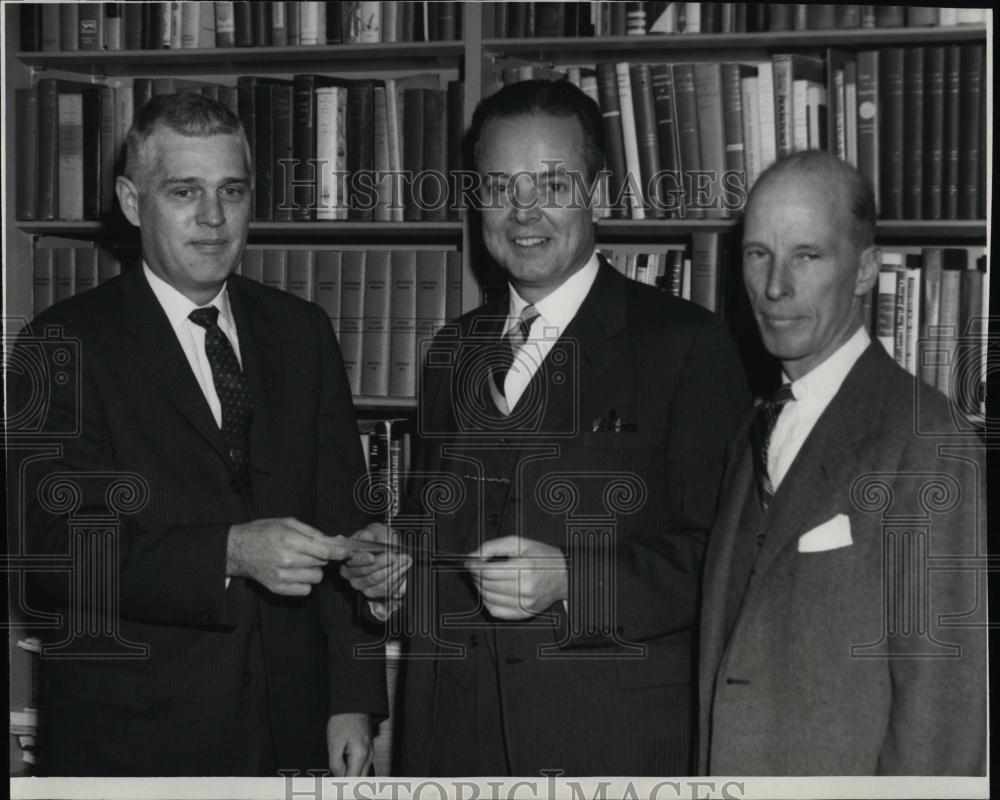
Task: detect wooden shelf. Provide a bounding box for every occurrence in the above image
[16,41,464,77]
[485,25,988,64]
[354,396,417,411]
[16,220,464,244]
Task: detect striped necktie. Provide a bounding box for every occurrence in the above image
[492,304,539,398]
[750,383,795,513]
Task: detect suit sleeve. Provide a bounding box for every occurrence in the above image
[876,434,987,775]
[310,307,388,719]
[568,313,751,645]
[13,321,234,627]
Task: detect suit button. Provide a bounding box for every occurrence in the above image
[488,513,499,525]
[468,635,478,649]
[199,612,211,623]
[230,478,242,492]
[755,533,765,546]
[243,669,252,685]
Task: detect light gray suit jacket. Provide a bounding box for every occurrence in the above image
[698,342,986,775]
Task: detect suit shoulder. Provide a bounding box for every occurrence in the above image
[230,275,327,325]
[26,276,123,338]
[624,278,721,331]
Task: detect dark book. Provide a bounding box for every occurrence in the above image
[609,1,627,35]
[941,45,961,219]
[60,3,79,50]
[918,248,943,387]
[421,89,448,222]
[856,50,880,213]
[630,64,664,219]
[144,1,160,50]
[878,47,904,219]
[746,3,768,31]
[271,81,295,221]
[37,80,59,220]
[98,85,116,220]
[493,2,507,37]
[291,74,352,221]
[807,4,837,29]
[78,3,104,50]
[20,3,42,51]
[250,83,274,220]
[935,249,966,397]
[327,1,344,44]
[533,2,565,36]
[508,2,527,37]
[437,1,458,40]
[860,5,876,28]
[721,63,752,212]
[401,87,426,221]
[347,80,378,222]
[53,247,76,304]
[874,6,905,27]
[236,77,258,217]
[907,7,939,26]
[651,64,680,217]
[922,47,945,220]
[286,0,299,45]
[270,1,287,46]
[215,1,236,47]
[792,4,809,30]
[253,1,272,46]
[596,63,629,219]
[693,62,728,219]
[902,47,924,219]
[957,263,984,415]
[15,89,38,220]
[41,4,60,51]
[672,63,703,220]
[74,248,99,295]
[957,44,984,219]
[234,0,254,46]
[836,5,861,27]
[446,80,465,221]
[768,3,792,31]
[239,77,294,221]
[124,2,144,49]
[701,2,722,32]
[33,247,54,316]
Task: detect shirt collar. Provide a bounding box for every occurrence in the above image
[507,251,601,330]
[143,262,236,336]
[785,325,871,404]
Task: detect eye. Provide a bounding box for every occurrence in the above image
[221,185,247,199]
[743,247,767,260]
[172,188,195,199]
[798,251,820,261]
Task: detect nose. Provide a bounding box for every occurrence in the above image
[197,193,225,227]
[764,256,791,301]
[509,177,541,225]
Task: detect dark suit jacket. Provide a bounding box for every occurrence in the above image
[14,266,386,775]
[698,342,987,775]
[394,261,750,775]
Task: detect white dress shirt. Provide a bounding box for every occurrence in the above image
[768,325,871,490]
[496,252,601,414]
[143,263,243,428]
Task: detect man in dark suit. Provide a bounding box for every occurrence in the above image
[13,93,385,776]
[698,151,986,775]
[339,80,749,776]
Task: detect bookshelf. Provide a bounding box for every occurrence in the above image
[4,1,991,777]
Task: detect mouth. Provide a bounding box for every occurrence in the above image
[191,240,228,249]
[511,236,548,248]
[761,314,804,329]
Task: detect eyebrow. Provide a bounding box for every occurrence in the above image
[160,176,250,187]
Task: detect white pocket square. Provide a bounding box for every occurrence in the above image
[797,513,853,553]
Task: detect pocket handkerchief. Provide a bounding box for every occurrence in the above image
[797,513,853,553]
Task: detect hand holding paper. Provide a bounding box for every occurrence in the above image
[339,522,413,602]
[466,536,568,620]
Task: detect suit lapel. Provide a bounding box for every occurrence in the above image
[120,266,229,463]
[749,343,887,581]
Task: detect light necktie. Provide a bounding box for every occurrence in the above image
[492,304,539,398]
[189,306,254,492]
[750,383,795,513]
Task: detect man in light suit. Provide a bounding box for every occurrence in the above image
[339,80,750,775]
[14,93,385,776]
[698,151,986,775]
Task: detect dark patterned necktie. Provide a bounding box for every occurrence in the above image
[492,304,540,398]
[750,383,795,513]
[189,306,253,491]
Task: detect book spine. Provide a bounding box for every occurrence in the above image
[940,45,961,219]
[284,249,314,301]
[262,248,287,291]
[234,0,254,45]
[252,0,272,46]
[721,63,747,209]
[74,248,99,296]
[78,3,104,50]
[878,47,904,219]
[270,84,294,221]
[361,250,391,397]
[875,5,905,27]
[38,81,59,220]
[651,63,680,179]
[98,86,116,220]
[919,248,942,387]
[388,250,418,398]
[903,268,920,375]
[181,1,202,47]
[957,44,984,219]
[446,80,465,223]
[372,86,392,222]
[922,47,945,220]
[57,92,85,221]
[39,4,59,52]
[286,0,299,45]
[445,251,462,322]
[902,47,925,219]
[693,62,727,219]
[215,2,236,46]
[340,251,366,396]
[689,232,720,312]
[630,64,664,219]
[935,263,962,397]
[240,247,263,282]
[671,63,703,220]
[15,89,38,220]
[741,74,760,190]
[315,86,345,221]
[292,76,318,221]
[32,247,54,317]
[771,55,794,157]
[856,50,880,213]
[53,247,76,304]
[875,267,897,355]
[60,3,79,51]
[402,88,425,221]
[615,63,645,220]
[255,83,275,221]
[755,61,776,171]
[596,63,628,219]
[198,2,217,47]
[420,89,447,222]
[415,250,448,355]
[314,250,343,331]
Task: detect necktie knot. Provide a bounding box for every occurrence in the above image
[507,305,539,349]
[189,306,221,330]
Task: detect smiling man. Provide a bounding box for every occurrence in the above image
[16,93,385,776]
[698,151,986,775]
[338,79,749,776]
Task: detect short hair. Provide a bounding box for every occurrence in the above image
[748,150,877,249]
[468,79,606,183]
[123,92,251,182]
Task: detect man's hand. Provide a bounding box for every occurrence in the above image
[326,712,374,777]
[339,522,413,603]
[466,536,568,620]
[227,517,352,596]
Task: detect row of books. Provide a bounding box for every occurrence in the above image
[489,3,989,38]
[15,74,464,224]
[871,247,988,413]
[237,247,462,399]
[361,418,410,519]
[498,42,986,221]
[18,1,462,51]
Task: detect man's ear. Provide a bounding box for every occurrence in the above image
[116,175,141,228]
[854,245,880,296]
